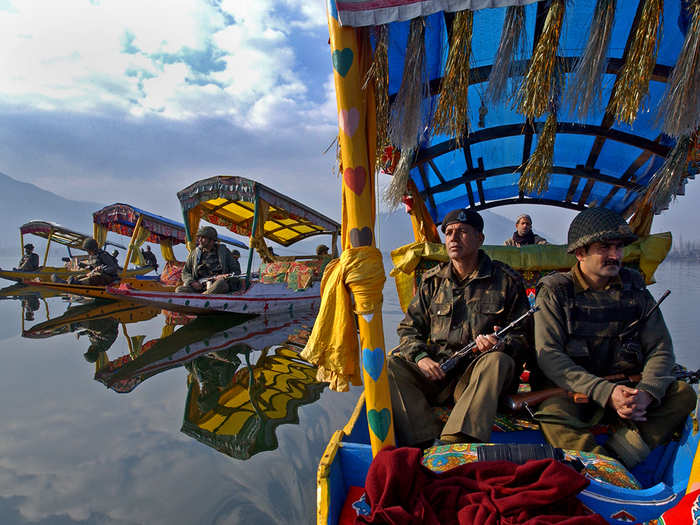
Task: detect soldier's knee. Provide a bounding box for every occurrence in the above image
[478,351,515,372]
[671,381,698,413]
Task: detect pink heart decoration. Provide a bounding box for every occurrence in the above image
[339,108,360,137]
[343,166,366,196]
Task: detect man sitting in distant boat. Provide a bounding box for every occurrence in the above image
[175,226,240,294]
[14,243,40,271]
[230,250,242,276]
[141,245,158,272]
[54,238,119,285]
[388,208,534,447]
[504,214,548,246]
[535,207,696,469]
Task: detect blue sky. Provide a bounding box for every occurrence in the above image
[0,0,696,241]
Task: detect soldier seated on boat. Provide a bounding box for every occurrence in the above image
[14,243,40,271]
[141,245,158,272]
[535,207,696,469]
[176,226,241,294]
[53,238,119,285]
[230,250,242,276]
[388,208,535,447]
[504,214,548,247]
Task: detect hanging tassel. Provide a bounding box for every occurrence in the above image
[639,135,693,213]
[384,148,415,209]
[432,10,473,144]
[567,0,617,117]
[388,17,427,153]
[516,0,566,119]
[487,5,527,106]
[609,0,663,125]
[657,0,700,137]
[365,25,390,159]
[519,112,557,194]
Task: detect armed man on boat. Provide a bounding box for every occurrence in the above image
[14,243,40,272]
[53,238,119,285]
[388,208,534,448]
[176,226,241,294]
[534,207,696,469]
[504,214,548,246]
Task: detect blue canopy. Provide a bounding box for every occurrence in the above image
[348,0,699,226]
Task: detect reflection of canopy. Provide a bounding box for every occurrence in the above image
[332,1,698,229]
[93,203,247,248]
[20,220,126,251]
[22,299,159,339]
[177,176,340,247]
[95,308,318,393]
[181,346,326,460]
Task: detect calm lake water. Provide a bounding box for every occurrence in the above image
[0,257,698,524]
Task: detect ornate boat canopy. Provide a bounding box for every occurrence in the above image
[93,203,247,249]
[177,176,341,246]
[19,220,125,250]
[333,0,699,231]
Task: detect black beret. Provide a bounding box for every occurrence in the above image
[441,208,484,234]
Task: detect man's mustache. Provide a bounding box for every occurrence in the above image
[603,259,620,267]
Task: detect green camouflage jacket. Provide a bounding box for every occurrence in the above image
[535,264,675,407]
[396,250,533,371]
[182,244,236,286]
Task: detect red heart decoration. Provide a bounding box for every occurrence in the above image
[343,166,366,196]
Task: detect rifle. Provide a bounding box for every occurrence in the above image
[439,306,539,373]
[506,289,674,416]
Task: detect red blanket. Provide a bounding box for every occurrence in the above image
[357,447,607,525]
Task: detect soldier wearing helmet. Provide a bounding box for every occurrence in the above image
[176,225,239,294]
[14,243,40,272]
[387,207,534,447]
[53,237,119,285]
[534,207,695,469]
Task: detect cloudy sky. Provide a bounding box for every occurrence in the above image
[0,0,696,241]
[0,0,341,221]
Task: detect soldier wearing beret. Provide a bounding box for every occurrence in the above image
[535,207,696,468]
[15,243,40,272]
[176,226,240,294]
[388,208,534,447]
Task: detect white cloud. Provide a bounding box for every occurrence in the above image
[0,0,329,128]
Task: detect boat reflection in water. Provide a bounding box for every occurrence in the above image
[95,307,325,459]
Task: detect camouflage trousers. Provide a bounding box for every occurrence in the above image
[175,277,239,295]
[537,380,697,468]
[387,351,515,446]
[69,272,117,286]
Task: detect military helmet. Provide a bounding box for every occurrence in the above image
[196,226,218,240]
[82,238,99,252]
[567,207,637,253]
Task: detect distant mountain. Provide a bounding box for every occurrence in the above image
[0,171,102,254]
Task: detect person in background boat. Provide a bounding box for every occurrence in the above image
[504,214,548,246]
[534,207,696,469]
[14,243,40,271]
[230,250,242,276]
[141,245,158,272]
[53,238,119,285]
[176,226,240,294]
[316,244,333,273]
[388,208,534,447]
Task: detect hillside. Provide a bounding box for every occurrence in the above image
[0,171,102,255]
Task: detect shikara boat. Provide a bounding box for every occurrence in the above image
[312,0,700,523]
[107,177,341,315]
[0,220,128,283]
[26,203,247,300]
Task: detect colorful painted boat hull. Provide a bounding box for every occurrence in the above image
[0,266,151,283]
[105,281,322,315]
[319,393,700,525]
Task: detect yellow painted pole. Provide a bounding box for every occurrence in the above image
[328,11,395,454]
[19,232,24,258]
[42,229,54,267]
[122,215,144,279]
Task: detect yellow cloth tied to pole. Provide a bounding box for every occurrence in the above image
[130,226,151,265]
[93,224,108,249]
[160,240,176,262]
[301,247,385,392]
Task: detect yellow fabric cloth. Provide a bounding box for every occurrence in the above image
[390,234,672,312]
[407,180,441,244]
[93,224,108,249]
[160,240,176,262]
[130,226,151,265]
[185,210,200,252]
[301,247,385,392]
